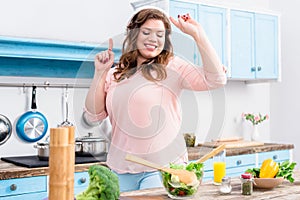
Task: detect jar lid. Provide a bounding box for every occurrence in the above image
[222,177,231,182]
[241,173,252,179]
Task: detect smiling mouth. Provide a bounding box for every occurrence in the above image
[144,44,157,51]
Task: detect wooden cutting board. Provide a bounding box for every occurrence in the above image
[200,140,264,149]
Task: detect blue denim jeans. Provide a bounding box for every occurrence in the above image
[113,171,163,192]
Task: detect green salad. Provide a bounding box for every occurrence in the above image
[161,162,204,198]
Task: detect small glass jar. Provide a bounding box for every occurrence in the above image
[220,176,232,194]
[240,173,253,195]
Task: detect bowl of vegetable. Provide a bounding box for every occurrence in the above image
[161,162,204,199]
[245,159,297,189]
[253,177,284,189]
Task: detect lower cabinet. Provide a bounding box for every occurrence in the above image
[0,176,47,199]
[74,171,90,195]
[200,149,292,181]
[0,172,90,199]
[0,149,293,198]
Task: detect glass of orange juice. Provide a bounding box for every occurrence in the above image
[213,149,226,185]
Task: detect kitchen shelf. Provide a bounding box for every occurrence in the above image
[0,36,121,87]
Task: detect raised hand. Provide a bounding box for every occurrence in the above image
[94,38,115,71]
[169,14,204,40]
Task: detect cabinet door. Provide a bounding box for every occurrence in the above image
[230,10,255,79]
[198,5,227,67]
[0,176,47,197]
[169,0,199,64]
[255,13,278,79]
[258,150,290,166]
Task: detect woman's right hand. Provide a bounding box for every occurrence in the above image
[94,38,115,72]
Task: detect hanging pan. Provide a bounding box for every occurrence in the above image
[16,86,48,142]
[0,114,12,145]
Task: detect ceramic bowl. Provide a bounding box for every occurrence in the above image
[253,177,284,189]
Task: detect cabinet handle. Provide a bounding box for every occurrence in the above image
[10,184,17,191]
[236,160,242,165]
[79,177,86,183]
[257,66,262,71]
[251,67,256,72]
[273,155,278,160]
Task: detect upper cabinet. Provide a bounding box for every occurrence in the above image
[230,10,279,80]
[169,1,227,66]
[131,0,280,82]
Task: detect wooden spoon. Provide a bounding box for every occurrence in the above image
[125,154,197,185]
[125,144,226,185]
[196,143,226,163]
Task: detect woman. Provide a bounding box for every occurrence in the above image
[84,8,227,192]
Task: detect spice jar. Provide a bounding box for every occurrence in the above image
[240,173,253,195]
[220,177,232,194]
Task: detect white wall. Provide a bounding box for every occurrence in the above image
[269,0,300,165]
[0,0,292,165]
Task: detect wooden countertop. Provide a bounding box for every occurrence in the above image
[0,161,106,180]
[120,170,300,200]
[0,143,294,180]
[188,143,294,160]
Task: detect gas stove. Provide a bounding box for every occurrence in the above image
[1,153,107,168]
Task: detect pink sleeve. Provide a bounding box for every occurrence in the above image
[83,68,115,123]
[173,57,227,90]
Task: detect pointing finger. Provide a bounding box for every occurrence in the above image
[108,38,113,51]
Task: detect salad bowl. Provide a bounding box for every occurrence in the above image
[161,162,203,199]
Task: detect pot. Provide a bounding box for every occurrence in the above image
[75,133,107,157]
[34,141,50,161]
[0,114,12,145]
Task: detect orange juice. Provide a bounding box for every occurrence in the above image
[213,161,226,184]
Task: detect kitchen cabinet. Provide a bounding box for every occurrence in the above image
[0,176,47,199]
[198,149,291,181]
[0,172,90,199]
[132,0,280,81]
[230,10,279,80]
[74,171,90,195]
[169,0,227,66]
[0,36,121,86]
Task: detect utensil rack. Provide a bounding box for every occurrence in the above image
[0,79,91,89]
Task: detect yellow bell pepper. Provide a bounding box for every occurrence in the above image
[259,158,279,178]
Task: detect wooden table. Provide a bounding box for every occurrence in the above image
[120,170,300,200]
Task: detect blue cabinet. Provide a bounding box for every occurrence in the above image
[197,149,292,182]
[198,5,227,67]
[0,171,91,199]
[169,1,227,66]
[230,10,278,79]
[0,176,47,199]
[169,1,199,64]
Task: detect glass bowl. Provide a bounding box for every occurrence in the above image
[161,163,203,199]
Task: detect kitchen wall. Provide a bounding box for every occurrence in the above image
[269,0,300,166]
[0,0,295,165]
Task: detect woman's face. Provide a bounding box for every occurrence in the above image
[136,19,166,65]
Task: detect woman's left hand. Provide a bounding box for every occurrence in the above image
[169,14,203,40]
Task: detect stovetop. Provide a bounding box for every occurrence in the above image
[1,153,107,168]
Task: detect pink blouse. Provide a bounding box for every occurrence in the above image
[85,56,227,173]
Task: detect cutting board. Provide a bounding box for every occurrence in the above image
[200,138,264,149]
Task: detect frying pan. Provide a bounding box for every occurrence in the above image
[0,114,12,145]
[16,86,48,142]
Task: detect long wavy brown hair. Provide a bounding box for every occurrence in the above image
[113,8,174,82]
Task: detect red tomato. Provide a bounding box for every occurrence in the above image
[178,190,186,196]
